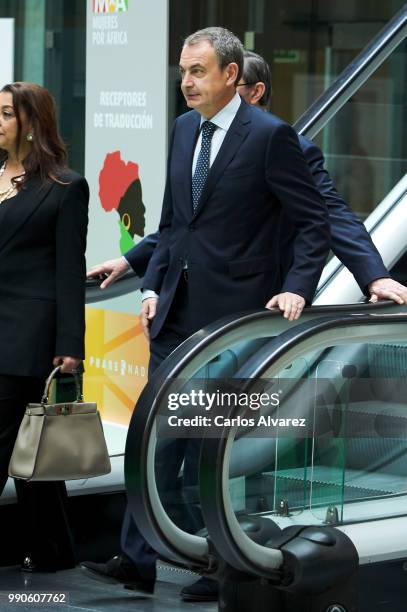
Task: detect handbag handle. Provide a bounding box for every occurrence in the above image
[41,366,84,405]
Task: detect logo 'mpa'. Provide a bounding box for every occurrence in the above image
[93,0,128,13]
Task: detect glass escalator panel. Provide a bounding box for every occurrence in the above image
[216,315,407,545]
[310,338,407,523]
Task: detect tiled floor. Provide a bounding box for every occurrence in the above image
[0,564,217,612]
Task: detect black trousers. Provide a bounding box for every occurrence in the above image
[0,374,44,497]
[0,374,75,567]
[121,276,204,578]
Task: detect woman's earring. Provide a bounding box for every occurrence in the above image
[26,132,34,142]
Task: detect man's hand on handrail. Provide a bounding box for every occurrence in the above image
[87,256,131,290]
[266,292,306,321]
[368,277,407,305]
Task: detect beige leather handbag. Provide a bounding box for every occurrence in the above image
[9,366,111,481]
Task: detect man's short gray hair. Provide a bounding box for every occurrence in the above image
[184,27,243,85]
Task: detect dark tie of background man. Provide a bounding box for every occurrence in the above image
[192,121,217,211]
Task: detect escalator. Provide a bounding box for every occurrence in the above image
[124,302,407,611]
[198,312,407,611]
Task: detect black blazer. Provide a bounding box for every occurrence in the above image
[142,100,330,338]
[0,170,89,377]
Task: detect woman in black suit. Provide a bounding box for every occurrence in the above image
[0,82,88,569]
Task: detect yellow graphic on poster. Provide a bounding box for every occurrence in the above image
[84,306,149,426]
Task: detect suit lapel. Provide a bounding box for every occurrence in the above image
[192,101,252,218]
[0,176,53,254]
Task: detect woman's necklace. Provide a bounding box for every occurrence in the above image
[0,159,25,204]
[0,185,17,203]
[0,160,7,179]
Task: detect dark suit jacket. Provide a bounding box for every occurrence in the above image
[140,101,330,338]
[287,136,388,289]
[126,232,158,278]
[126,135,388,294]
[0,170,89,377]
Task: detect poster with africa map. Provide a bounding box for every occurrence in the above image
[84,0,168,435]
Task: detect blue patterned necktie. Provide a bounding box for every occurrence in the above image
[192,120,217,211]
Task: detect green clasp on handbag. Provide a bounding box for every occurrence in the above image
[9,366,111,481]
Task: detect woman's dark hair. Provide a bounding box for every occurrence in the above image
[243,51,272,109]
[0,82,67,186]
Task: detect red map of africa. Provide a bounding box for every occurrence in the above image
[99,151,139,212]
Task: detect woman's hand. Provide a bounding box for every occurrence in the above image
[53,356,82,373]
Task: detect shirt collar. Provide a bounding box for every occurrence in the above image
[199,92,242,132]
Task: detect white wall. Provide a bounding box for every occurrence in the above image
[0,19,14,87]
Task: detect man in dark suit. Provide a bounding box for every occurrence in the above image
[90,53,407,305]
[82,26,332,601]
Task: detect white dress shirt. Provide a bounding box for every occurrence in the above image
[192,92,241,173]
[143,92,242,301]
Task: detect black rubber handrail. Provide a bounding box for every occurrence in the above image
[199,310,407,578]
[124,301,402,568]
[85,272,142,303]
[294,4,407,139]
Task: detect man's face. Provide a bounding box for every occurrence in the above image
[179,41,237,118]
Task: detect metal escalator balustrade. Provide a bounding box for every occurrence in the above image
[315,175,407,303]
[199,310,407,587]
[123,302,404,576]
[294,4,407,139]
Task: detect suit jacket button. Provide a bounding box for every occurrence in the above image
[189,225,196,232]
